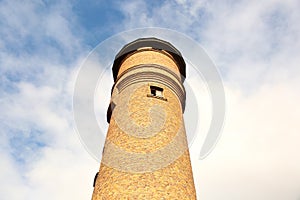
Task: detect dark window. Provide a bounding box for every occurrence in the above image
[150,86,163,97]
[148,86,167,101]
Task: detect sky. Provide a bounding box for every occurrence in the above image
[1,0,300,199]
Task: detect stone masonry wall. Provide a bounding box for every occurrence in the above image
[92,49,196,199]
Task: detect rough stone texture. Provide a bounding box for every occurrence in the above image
[108,83,182,153]
[92,48,196,199]
[93,151,195,200]
[118,50,182,80]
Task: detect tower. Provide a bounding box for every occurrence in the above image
[92,38,196,199]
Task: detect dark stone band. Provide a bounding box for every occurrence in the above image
[112,38,186,81]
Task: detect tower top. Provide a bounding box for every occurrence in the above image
[112,37,186,81]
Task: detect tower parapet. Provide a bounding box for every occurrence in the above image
[112,37,186,81]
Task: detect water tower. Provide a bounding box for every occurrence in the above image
[92,38,196,199]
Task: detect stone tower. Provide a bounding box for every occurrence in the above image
[92,38,196,199]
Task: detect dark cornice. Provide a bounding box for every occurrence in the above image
[112,37,186,82]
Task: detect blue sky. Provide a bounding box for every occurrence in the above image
[1,0,300,199]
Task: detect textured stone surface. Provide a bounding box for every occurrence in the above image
[108,83,182,153]
[92,48,196,199]
[118,50,181,79]
[93,151,195,200]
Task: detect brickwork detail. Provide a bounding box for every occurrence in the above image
[92,42,196,199]
[118,50,181,79]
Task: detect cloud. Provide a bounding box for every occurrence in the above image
[116,0,206,34]
[0,0,96,199]
[192,81,300,199]
[1,0,300,199]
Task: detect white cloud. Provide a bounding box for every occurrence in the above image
[25,146,97,200]
[0,0,96,200]
[1,0,300,199]
[192,81,300,199]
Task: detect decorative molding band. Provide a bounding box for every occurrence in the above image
[112,64,186,111]
[116,64,182,84]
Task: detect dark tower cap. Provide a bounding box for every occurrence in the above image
[112,37,186,81]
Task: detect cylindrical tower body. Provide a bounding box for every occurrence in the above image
[92,38,196,199]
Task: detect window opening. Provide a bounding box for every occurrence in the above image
[148,86,167,101]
